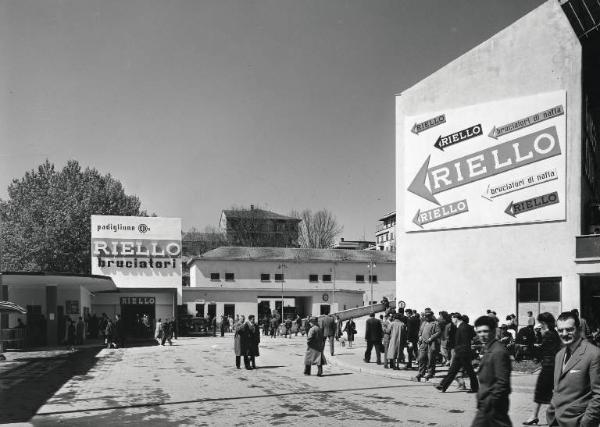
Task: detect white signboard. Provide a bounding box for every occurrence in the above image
[404,91,566,232]
[91,215,182,288]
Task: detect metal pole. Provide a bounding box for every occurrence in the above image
[332,263,336,312]
[369,261,373,312]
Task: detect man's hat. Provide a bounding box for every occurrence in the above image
[424,308,434,315]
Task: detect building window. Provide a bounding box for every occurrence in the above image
[517,277,561,325]
[261,273,270,282]
[210,273,220,281]
[322,274,332,282]
[356,275,365,283]
[369,275,378,283]
[225,273,235,281]
[275,273,285,282]
[309,274,318,282]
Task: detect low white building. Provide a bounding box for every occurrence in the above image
[185,247,395,319]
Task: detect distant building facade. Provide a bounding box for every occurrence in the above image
[185,247,396,319]
[219,205,301,247]
[332,238,375,250]
[375,211,396,252]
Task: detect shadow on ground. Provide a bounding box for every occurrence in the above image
[0,346,103,424]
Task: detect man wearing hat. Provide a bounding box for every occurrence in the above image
[304,317,326,376]
[412,308,441,382]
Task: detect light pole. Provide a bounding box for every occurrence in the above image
[331,263,337,313]
[368,259,376,312]
[278,263,287,321]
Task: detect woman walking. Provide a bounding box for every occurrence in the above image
[343,319,357,348]
[523,312,561,425]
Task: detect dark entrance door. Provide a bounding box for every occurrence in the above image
[581,276,600,331]
[320,304,331,315]
[207,303,216,319]
[121,304,155,338]
[224,304,235,318]
[258,301,271,321]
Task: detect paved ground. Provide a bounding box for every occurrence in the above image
[0,334,541,426]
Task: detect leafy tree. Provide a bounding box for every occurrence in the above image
[291,209,343,249]
[0,160,147,274]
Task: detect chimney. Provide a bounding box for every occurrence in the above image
[341,238,344,242]
[250,204,254,210]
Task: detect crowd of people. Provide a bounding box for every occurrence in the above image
[231,305,600,426]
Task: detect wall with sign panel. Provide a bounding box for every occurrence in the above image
[396,1,582,321]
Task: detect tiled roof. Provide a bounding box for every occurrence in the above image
[222,209,300,222]
[189,247,396,264]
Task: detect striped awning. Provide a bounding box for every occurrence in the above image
[0,301,27,314]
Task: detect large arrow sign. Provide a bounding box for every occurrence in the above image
[413,200,468,228]
[408,126,561,205]
[434,124,482,151]
[488,105,564,139]
[411,114,446,135]
[504,191,559,217]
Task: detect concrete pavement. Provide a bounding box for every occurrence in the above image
[0,334,541,426]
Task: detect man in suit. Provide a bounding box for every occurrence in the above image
[364,312,383,364]
[318,314,337,356]
[471,315,512,427]
[436,312,479,393]
[547,311,600,427]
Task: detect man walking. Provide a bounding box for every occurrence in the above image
[319,314,336,356]
[364,312,383,364]
[413,308,440,381]
[471,315,512,427]
[547,311,600,426]
[435,312,479,393]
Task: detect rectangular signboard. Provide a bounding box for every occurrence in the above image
[404,91,566,232]
[91,215,182,288]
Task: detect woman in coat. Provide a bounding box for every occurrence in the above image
[233,315,245,369]
[523,312,561,425]
[304,317,326,376]
[343,319,357,348]
[387,314,407,370]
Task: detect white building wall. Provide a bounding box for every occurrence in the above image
[189,259,395,305]
[396,1,582,322]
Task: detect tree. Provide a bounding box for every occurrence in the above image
[291,209,343,249]
[0,160,147,274]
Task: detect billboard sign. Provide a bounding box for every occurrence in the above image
[91,215,182,288]
[404,91,566,232]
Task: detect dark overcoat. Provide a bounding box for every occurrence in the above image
[305,325,326,366]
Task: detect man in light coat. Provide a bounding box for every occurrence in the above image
[387,313,407,370]
[318,314,337,356]
[547,311,600,427]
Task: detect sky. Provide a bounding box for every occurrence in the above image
[0,0,545,239]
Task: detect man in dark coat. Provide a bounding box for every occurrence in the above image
[471,315,512,427]
[319,314,337,356]
[304,317,326,376]
[240,315,260,369]
[405,309,420,370]
[436,312,479,393]
[364,312,383,364]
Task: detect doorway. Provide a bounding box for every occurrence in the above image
[581,276,600,330]
[121,304,155,338]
